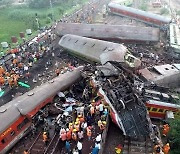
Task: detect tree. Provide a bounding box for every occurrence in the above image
[168,118,180,154]
[160,8,169,15]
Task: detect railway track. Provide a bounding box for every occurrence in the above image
[123,137,153,154]
[27,132,60,154]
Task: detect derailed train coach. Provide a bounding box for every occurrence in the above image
[59,34,141,68]
[108,2,171,27]
[55,23,160,43]
[0,67,83,154]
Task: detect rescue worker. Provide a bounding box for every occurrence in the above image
[115,144,122,154]
[72,129,77,141]
[55,67,60,76]
[0,75,5,86]
[8,77,13,88]
[66,128,72,140]
[86,126,92,140]
[0,66,5,76]
[74,121,80,132]
[163,143,170,154]
[162,124,170,137]
[69,123,73,132]
[77,129,84,140]
[43,131,48,146]
[23,149,29,154]
[60,128,67,142]
[13,74,19,87]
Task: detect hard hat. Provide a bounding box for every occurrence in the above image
[75,122,78,125]
[78,115,81,118]
[92,100,95,102]
[66,128,69,132]
[73,129,77,132]
[166,143,170,146]
[102,121,106,125]
[69,123,73,126]
[43,132,47,135]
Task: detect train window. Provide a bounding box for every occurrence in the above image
[75,40,78,43]
[10,131,15,136]
[68,38,71,41]
[83,42,87,45]
[158,109,164,113]
[17,118,30,131]
[103,47,107,51]
[147,107,151,111]
[1,139,5,144]
[151,108,158,112]
[91,44,95,47]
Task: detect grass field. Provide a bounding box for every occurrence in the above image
[0,0,87,45]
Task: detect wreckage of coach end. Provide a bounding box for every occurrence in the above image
[59,34,141,68]
[55,23,160,43]
[0,67,83,154]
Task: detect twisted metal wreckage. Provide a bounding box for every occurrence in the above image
[59,34,154,138]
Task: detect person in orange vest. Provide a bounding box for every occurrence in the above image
[69,123,73,132]
[87,126,92,141]
[0,66,5,75]
[12,58,18,66]
[43,131,49,146]
[5,72,10,77]
[66,128,72,140]
[8,77,13,88]
[55,68,60,76]
[23,149,29,154]
[0,66,5,76]
[78,114,84,124]
[72,129,77,141]
[0,75,5,86]
[162,124,170,137]
[163,143,170,154]
[13,74,19,87]
[74,121,80,132]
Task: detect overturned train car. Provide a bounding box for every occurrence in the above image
[0,67,83,154]
[108,2,171,27]
[55,23,160,43]
[59,34,141,68]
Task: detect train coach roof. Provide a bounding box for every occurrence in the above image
[108,2,171,24]
[59,34,128,64]
[55,23,160,42]
[0,106,21,134]
[148,99,180,109]
[0,67,83,133]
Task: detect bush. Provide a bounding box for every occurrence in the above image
[168,119,180,154]
[46,17,51,24]
[160,8,169,15]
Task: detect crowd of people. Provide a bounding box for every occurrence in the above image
[153,123,171,154]
[41,96,109,154]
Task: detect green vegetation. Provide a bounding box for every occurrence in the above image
[160,8,169,15]
[139,0,148,11]
[119,0,133,7]
[168,118,180,154]
[0,0,87,44]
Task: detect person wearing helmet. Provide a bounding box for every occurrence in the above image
[163,143,170,154]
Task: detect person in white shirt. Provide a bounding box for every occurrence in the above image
[77,141,82,154]
[99,103,104,116]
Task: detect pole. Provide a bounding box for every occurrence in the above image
[50,0,54,21]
